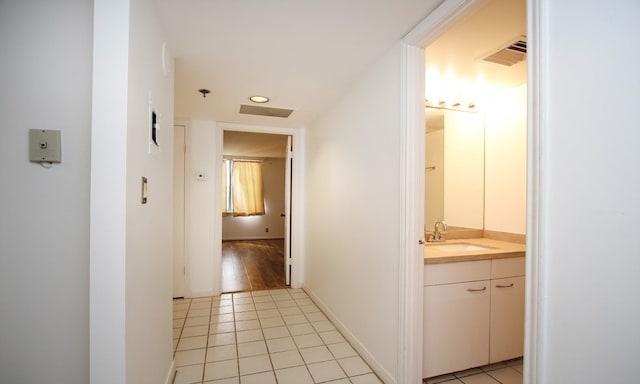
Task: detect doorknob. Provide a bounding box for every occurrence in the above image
[280,213,286,217]
[419,240,426,245]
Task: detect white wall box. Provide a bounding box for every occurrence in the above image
[423,257,525,379]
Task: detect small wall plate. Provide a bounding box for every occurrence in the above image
[29,129,61,163]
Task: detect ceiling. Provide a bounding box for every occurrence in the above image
[155,0,443,128]
[425,0,527,102]
[424,0,526,131]
[155,0,525,153]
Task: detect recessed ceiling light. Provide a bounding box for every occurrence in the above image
[249,95,269,103]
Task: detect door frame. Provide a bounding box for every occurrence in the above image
[173,124,187,298]
[215,122,304,292]
[399,0,541,382]
[284,135,293,286]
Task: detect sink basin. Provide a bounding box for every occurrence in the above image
[429,243,494,252]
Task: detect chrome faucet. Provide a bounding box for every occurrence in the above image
[427,220,447,242]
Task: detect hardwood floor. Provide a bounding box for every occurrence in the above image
[221,239,287,293]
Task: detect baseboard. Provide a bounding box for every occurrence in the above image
[222,236,284,241]
[164,360,176,384]
[303,286,396,384]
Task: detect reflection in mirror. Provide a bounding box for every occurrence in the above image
[425,107,484,232]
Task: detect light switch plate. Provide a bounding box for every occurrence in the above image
[29,129,61,162]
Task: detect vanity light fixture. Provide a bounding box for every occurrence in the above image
[425,99,477,112]
[249,95,269,103]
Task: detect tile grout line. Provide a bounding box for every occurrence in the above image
[286,290,315,384]
[265,290,282,384]
[233,293,243,383]
[300,299,348,383]
[200,296,212,384]
[172,297,190,384]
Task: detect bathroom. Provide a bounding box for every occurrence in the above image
[422,0,527,382]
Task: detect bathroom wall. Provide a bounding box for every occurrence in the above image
[222,158,286,240]
[484,83,527,234]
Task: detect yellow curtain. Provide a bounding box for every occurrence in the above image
[231,160,265,216]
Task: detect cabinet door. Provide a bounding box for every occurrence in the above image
[490,276,525,363]
[423,281,490,378]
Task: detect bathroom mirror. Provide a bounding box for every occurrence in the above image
[425,107,484,232]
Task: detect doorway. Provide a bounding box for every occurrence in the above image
[220,130,290,292]
[399,0,531,382]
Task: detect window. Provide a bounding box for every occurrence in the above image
[222,159,265,216]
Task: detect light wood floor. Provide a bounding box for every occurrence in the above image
[221,239,287,293]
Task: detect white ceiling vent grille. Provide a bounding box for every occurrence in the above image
[239,104,294,118]
[480,36,527,66]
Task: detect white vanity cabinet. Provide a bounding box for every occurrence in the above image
[423,257,525,379]
[489,257,525,363]
[423,260,491,378]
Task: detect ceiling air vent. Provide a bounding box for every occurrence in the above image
[480,36,527,66]
[239,104,294,118]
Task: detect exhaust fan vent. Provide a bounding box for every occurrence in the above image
[480,36,527,66]
[239,104,294,118]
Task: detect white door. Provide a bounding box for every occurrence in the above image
[284,136,292,285]
[173,125,186,298]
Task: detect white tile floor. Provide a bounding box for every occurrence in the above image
[423,358,523,384]
[172,288,383,384]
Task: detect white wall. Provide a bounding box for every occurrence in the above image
[187,120,218,296]
[125,0,175,382]
[485,84,527,234]
[536,1,640,382]
[222,158,286,240]
[0,1,92,382]
[90,0,129,381]
[91,0,175,382]
[304,43,402,383]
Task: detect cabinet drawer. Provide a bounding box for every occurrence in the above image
[491,257,525,279]
[425,260,491,286]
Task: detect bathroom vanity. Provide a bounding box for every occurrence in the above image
[423,239,525,379]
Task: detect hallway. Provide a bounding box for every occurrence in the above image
[222,240,287,293]
[172,289,382,383]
